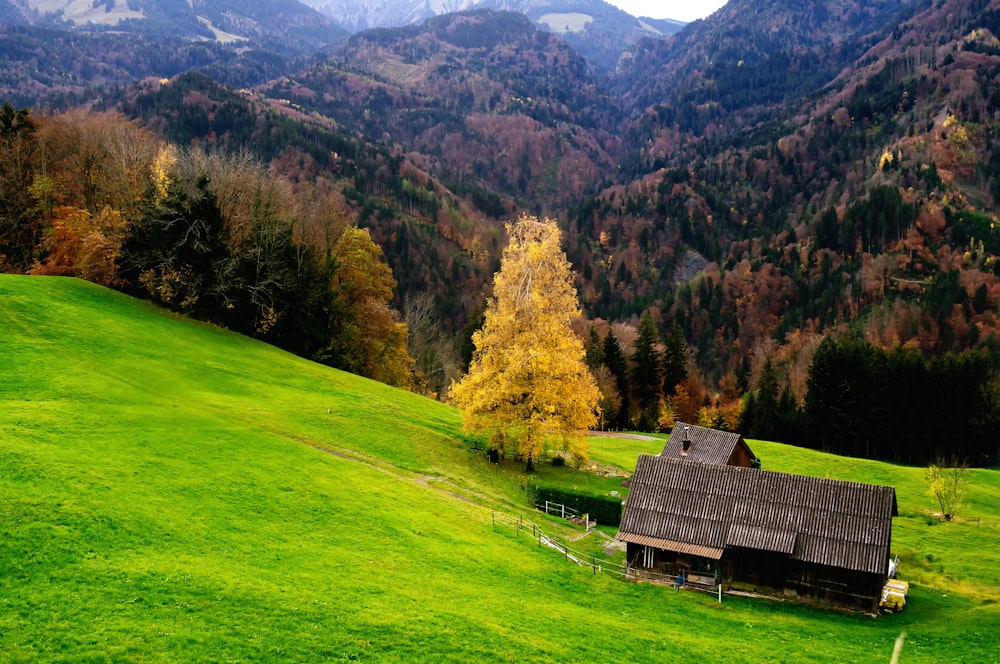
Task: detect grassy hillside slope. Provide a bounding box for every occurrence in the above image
[1,275,997,662]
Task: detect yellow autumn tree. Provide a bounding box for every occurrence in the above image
[323,226,413,388]
[451,213,600,470]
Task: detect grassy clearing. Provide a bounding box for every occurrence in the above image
[586,432,665,472]
[1,275,998,662]
[33,0,145,26]
[536,12,593,34]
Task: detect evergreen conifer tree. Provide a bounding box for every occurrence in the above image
[602,330,630,428]
[631,312,662,430]
[662,321,688,396]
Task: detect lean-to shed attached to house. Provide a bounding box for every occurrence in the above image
[618,455,898,611]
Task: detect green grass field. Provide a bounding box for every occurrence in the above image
[2,275,998,662]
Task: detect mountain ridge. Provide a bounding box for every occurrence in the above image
[4,0,1000,411]
[6,0,347,54]
[301,0,687,71]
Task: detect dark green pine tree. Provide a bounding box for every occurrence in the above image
[816,206,839,251]
[805,339,889,458]
[630,312,662,430]
[661,320,688,396]
[775,382,805,445]
[739,390,757,437]
[458,300,487,372]
[585,326,605,369]
[973,282,989,315]
[0,101,40,272]
[118,174,230,319]
[749,358,780,442]
[602,330,630,429]
[0,100,34,139]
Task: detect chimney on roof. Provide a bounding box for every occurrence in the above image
[681,426,691,455]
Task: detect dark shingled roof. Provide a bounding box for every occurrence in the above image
[618,455,898,575]
[660,422,752,465]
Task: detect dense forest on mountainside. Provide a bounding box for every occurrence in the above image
[583,0,1000,368]
[0,26,304,108]
[274,11,622,206]
[117,73,501,335]
[301,0,683,73]
[613,0,913,119]
[3,0,1000,464]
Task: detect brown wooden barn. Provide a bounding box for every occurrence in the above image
[661,422,758,468]
[617,455,898,612]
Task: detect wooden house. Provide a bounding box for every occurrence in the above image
[661,422,758,468]
[617,455,898,612]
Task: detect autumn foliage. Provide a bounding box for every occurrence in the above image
[451,214,600,468]
[0,104,412,387]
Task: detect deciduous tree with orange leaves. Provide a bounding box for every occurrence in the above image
[451,214,600,470]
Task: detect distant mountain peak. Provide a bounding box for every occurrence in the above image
[8,0,346,55]
[302,0,687,71]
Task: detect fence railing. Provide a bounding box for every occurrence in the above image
[491,510,722,602]
[491,511,628,578]
[534,500,596,530]
[536,500,579,520]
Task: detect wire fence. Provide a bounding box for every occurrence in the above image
[491,511,628,578]
[490,510,724,602]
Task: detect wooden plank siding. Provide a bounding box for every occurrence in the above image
[618,455,898,610]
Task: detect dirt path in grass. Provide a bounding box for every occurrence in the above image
[298,438,498,509]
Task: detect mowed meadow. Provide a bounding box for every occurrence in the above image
[1,275,998,663]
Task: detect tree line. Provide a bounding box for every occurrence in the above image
[736,337,1000,467]
[580,303,998,467]
[801,338,999,466]
[0,102,412,386]
[582,314,699,433]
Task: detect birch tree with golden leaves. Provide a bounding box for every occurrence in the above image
[451,214,599,470]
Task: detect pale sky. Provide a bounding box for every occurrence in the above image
[606,0,728,22]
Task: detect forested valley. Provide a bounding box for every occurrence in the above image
[3,0,1000,466]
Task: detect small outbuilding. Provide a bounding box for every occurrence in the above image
[618,455,898,612]
[661,422,758,468]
